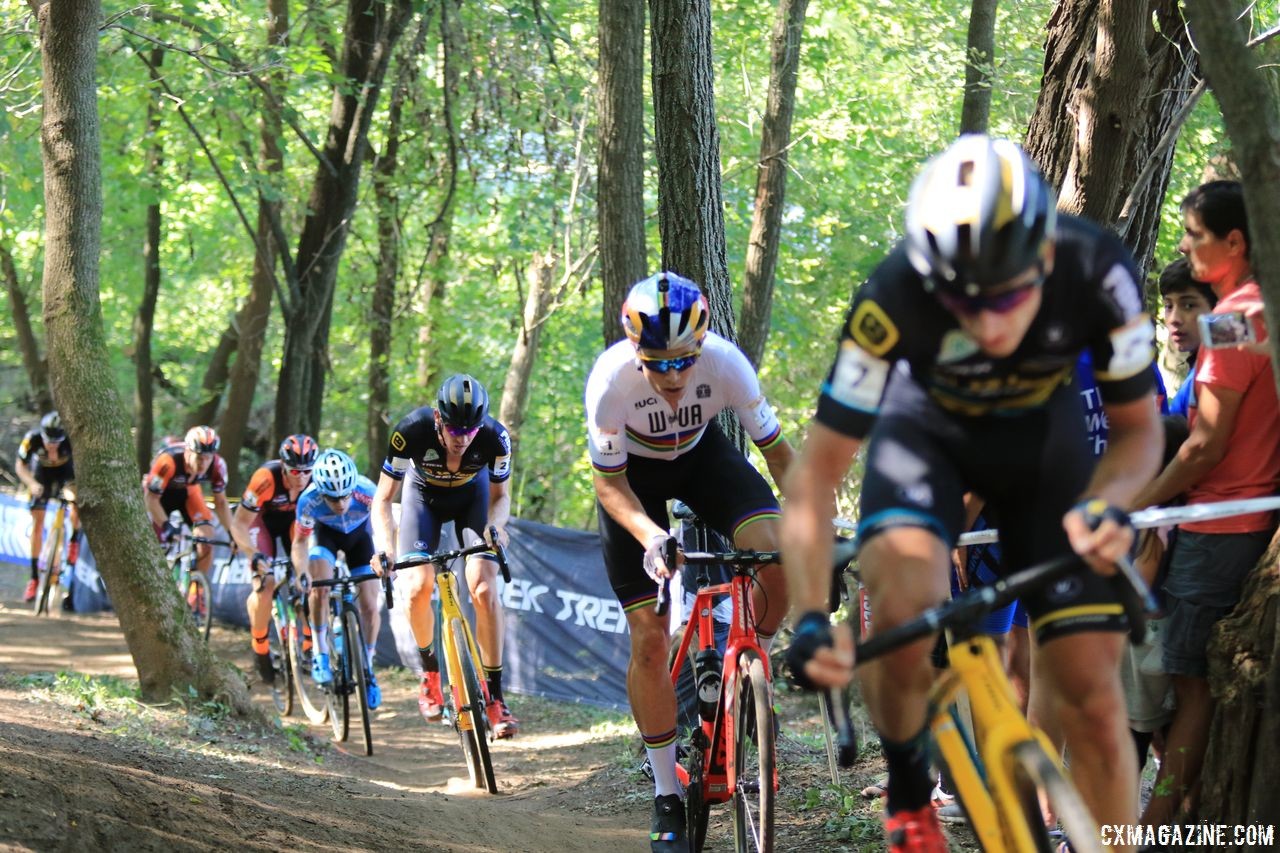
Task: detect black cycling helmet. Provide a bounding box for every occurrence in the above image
[40,411,65,443]
[905,134,1057,296]
[279,434,319,469]
[436,374,489,430]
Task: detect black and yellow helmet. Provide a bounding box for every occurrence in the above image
[905,135,1057,296]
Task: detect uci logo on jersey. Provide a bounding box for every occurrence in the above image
[849,300,899,357]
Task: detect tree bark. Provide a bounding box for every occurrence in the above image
[274,0,413,439]
[597,0,648,347]
[958,0,997,134]
[1,242,52,412]
[133,47,164,475]
[738,0,809,369]
[1024,0,1097,189]
[218,0,289,492]
[34,0,254,712]
[499,253,557,461]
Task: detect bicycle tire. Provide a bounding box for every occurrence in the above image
[34,517,64,616]
[684,732,711,852]
[326,605,350,742]
[449,617,497,793]
[269,588,295,716]
[732,650,775,853]
[1011,740,1103,853]
[346,606,374,756]
[288,598,329,725]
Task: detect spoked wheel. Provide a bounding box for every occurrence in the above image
[34,532,64,616]
[268,591,294,716]
[731,651,775,853]
[346,608,374,756]
[449,618,497,793]
[185,572,212,642]
[326,607,350,742]
[683,730,711,852]
[1010,740,1103,853]
[288,600,328,725]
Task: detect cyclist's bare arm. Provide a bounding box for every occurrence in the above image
[290,531,311,580]
[781,421,862,614]
[15,457,39,495]
[229,503,261,558]
[370,471,400,568]
[487,478,511,547]
[143,489,167,527]
[592,472,667,547]
[213,492,234,537]
[760,437,796,492]
[1133,383,1242,509]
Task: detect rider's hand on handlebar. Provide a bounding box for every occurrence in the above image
[371,552,393,578]
[785,611,855,691]
[251,552,270,574]
[485,525,509,549]
[1064,498,1134,576]
[642,533,678,582]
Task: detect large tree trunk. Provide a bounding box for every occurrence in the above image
[274,0,413,438]
[34,0,253,712]
[0,242,52,412]
[499,253,557,461]
[738,0,809,369]
[1185,0,1280,825]
[218,0,289,492]
[133,47,163,474]
[958,0,997,134]
[597,0,648,347]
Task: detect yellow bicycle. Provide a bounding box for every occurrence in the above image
[33,490,75,617]
[850,553,1149,853]
[385,525,511,794]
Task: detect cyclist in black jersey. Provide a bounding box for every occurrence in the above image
[781,136,1160,853]
[15,412,81,606]
[369,374,518,736]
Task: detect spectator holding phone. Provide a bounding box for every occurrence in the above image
[1133,180,1280,826]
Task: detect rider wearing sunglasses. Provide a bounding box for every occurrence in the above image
[369,373,518,736]
[230,433,318,692]
[781,135,1162,852]
[585,272,795,852]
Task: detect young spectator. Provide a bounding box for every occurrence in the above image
[1159,257,1217,417]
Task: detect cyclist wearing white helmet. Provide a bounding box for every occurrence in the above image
[15,412,81,606]
[291,448,384,710]
[781,135,1161,851]
[585,271,795,852]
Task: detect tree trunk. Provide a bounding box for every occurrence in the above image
[1,242,52,412]
[274,0,413,439]
[218,0,289,492]
[738,0,809,369]
[133,48,164,474]
[499,253,557,461]
[34,0,254,713]
[187,319,238,429]
[597,0,648,347]
[958,0,997,134]
[1024,0,1097,189]
[1185,0,1280,825]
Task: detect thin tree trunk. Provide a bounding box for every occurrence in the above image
[187,320,238,429]
[1,242,52,412]
[958,0,997,134]
[597,0,648,347]
[34,0,254,712]
[133,47,165,474]
[738,0,809,368]
[499,253,557,461]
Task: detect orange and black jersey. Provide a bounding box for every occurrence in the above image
[382,406,512,490]
[18,430,73,469]
[145,443,229,495]
[816,215,1155,439]
[239,460,301,516]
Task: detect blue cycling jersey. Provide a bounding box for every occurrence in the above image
[295,476,377,535]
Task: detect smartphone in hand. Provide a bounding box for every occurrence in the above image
[1199,311,1256,349]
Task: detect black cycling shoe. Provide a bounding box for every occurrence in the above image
[61,595,76,613]
[650,794,690,853]
[255,652,276,686]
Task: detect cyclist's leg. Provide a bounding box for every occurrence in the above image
[456,477,503,680]
[245,522,278,681]
[397,485,443,673]
[306,531,339,681]
[345,524,381,663]
[187,486,215,575]
[27,466,54,585]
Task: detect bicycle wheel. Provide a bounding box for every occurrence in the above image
[1010,740,1103,853]
[326,606,350,742]
[184,571,212,642]
[269,589,294,716]
[449,617,497,793]
[34,523,64,616]
[683,731,711,852]
[345,606,374,756]
[288,600,328,725]
[731,650,775,853]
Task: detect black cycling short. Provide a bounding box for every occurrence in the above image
[598,422,780,613]
[397,474,492,557]
[309,521,376,574]
[250,511,297,557]
[29,462,75,510]
[159,488,214,528]
[857,371,1127,643]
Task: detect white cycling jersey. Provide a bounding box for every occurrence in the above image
[585,332,783,474]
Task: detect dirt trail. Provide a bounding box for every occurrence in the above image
[0,568,648,852]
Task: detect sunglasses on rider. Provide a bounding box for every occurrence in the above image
[442,424,480,438]
[639,352,700,374]
[285,466,312,477]
[935,277,1042,316]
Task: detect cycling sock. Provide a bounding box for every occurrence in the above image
[252,631,270,655]
[1131,727,1153,774]
[642,729,682,798]
[301,621,313,652]
[315,625,329,655]
[882,729,933,814]
[756,630,775,655]
[366,644,376,671]
[419,645,439,674]
[67,533,81,567]
[484,664,505,703]
[30,557,38,581]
